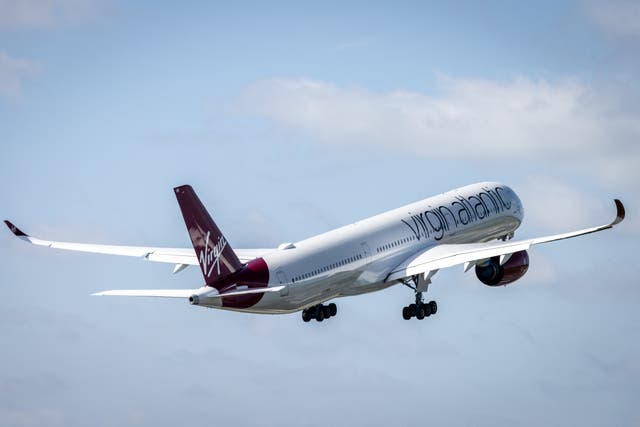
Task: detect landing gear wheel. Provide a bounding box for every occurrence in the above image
[328,303,337,317]
[423,304,431,317]
[322,305,331,319]
[402,306,412,320]
[429,300,437,315]
[416,306,425,320]
[302,303,338,323]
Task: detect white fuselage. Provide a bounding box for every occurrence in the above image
[208,182,524,313]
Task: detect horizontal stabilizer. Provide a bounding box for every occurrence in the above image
[92,286,286,299]
[212,286,285,298]
[92,288,206,298]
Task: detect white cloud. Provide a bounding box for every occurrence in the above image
[517,176,610,233]
[0,52,39,99]
[587,0,640,38]
[0,0,102,31]
[237,76,640,186]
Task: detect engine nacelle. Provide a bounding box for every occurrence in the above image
[475,250,529,286]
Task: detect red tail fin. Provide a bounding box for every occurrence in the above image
[174,185,243,286]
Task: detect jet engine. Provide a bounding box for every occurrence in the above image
[475,250,529,286]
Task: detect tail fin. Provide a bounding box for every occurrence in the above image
[174,185,243,286]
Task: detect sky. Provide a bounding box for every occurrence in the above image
[0,0,639,426]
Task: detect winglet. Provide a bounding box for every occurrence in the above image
[612,199,625,226]
[4,220,28,237]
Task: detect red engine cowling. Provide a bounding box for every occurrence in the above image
[475,250,529,286]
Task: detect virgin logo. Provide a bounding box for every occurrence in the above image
[199,231,227,277]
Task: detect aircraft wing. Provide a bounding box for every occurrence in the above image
[386,199,625,282]
[3,220,271,268]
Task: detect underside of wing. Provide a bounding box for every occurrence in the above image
[386,240,530,282]
[386,198,625,282]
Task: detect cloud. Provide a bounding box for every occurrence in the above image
[587,0,640,38]
[517,176,611,232]
[237,76,640,187]
[0,0,102,31]
[0,52,39,99]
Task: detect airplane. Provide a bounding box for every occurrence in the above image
[4,182,625,322]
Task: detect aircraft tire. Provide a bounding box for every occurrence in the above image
[402,306,412,320]
[322,305,331,319]
[328,303,337,317]
[416,307,425,320]
[429,300,438,315]
[423,304,431,317]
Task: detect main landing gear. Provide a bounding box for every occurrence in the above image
[401,275,438,321]
[402,294,437,320]
[302,303,337,322]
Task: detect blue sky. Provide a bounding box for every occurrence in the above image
[1,1,639,426]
